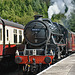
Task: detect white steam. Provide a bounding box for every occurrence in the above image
[48,0,73,19]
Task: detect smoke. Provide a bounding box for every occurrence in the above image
[48,0,74,19]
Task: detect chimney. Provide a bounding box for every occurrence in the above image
[34,15,43,20]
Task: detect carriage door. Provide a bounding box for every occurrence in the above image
[72,34,75,51]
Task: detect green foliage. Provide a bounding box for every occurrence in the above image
[68,12,75,32]
[0,0,50,25]
[61,11,75,32]
[0,0,74,32]
[51,14,66,23]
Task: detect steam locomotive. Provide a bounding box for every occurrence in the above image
[15,15,75,73]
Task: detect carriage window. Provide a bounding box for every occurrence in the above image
[19,30,22,43]
[13,29,17,43]
[0,29,2,40]
[7,30,8,41]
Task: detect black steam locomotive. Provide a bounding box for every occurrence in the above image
[15,15,69,73]
[24,15,68,58]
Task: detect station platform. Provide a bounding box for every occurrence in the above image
[37,53,75,75]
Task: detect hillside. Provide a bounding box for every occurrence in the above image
[0,0,50,25]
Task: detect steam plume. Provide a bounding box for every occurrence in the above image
[48,0,74,19]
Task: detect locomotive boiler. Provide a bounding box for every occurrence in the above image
[15,15,68,73]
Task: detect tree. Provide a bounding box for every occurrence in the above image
[27,4,34,16]
[0,0,50,25]
[42,2,48,18]
[68,12,75,32]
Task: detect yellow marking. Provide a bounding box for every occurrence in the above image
[28,65,30,67]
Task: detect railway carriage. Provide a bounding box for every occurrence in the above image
[72,33,75,51]
[68,32,75,52]
[0,19,24,66]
